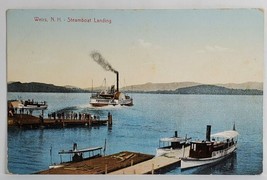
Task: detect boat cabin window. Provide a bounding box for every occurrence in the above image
[171,142,183,149]
[191,143,197,151]
[189,142,213,158]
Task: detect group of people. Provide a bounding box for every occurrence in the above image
[47,111,100,120]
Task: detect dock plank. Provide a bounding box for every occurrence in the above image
[109,156,179,174]
[109,146,190,174]
[37,151,153,174]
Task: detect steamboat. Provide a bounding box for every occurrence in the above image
[90,71,133,107]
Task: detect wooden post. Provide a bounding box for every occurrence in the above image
[108,112,112,126]
[105,164,108,174]
[88,116,92,126]
[151,163,154,174]
[182,145,185,158]
[103,139,107,156]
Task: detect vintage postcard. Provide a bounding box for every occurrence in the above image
[6,9,263,175]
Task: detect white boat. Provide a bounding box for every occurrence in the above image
[9,99,48,110]
[181,125,239,170]
[156,131,191,158]
[90,72,133,107]
[49,143,103,169]
[90,91,133,107]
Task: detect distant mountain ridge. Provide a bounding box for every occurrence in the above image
[153,85,263,95]
[7,81,263,95]
[121,82,202,91]
[216,82,263,91]
[122,81,263,91]
[8,82,89,93]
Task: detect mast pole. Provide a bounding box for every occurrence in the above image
[115,71,119,92]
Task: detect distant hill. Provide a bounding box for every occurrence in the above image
[216,82,263,91]
[8,82,89,93]
[152,85,263,95]
[7,81,263,95]
[121,82,202,91]
[122,81,263,92]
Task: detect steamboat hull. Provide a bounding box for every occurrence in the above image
[181,144,237,170]
[90,97,133,107]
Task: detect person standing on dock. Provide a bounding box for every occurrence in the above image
[39,114,44,125]
[52,112,56,120]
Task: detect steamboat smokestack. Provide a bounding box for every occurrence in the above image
[116,71,119,92]
[174,131,178,138]
[206,125,211,142]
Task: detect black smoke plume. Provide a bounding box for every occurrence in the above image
[90,51,118,73]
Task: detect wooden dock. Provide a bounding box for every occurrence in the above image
[8,114,112,129]
[109,156,179,174]
[35,147,190,175]
[37,151,154,174]
[37,147,190,175]
[109,147,190,174]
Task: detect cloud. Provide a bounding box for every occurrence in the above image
[131,39,161,50]
[137,39,152,48]
[196,45,233,53]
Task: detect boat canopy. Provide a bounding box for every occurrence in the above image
[160,137,189,143]
[211,130,239,139]
[59,147,102,154]
[10,101,20,108]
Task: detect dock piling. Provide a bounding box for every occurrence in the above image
[105,164,108,174]
[108,112,112,126]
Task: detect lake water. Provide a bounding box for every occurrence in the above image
[7,93,263,175]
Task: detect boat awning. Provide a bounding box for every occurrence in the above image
[211,130,239,139]
[10,101,20,108]
[59,147,102,154]
[160,137,188,142]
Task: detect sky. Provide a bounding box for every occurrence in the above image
[7,9,264,88]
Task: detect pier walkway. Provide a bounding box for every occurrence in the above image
[37,148,190,174]
[8,114,112,129]
[110,146,190,174]
[38,151,153,174]
[109,156,179,174]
